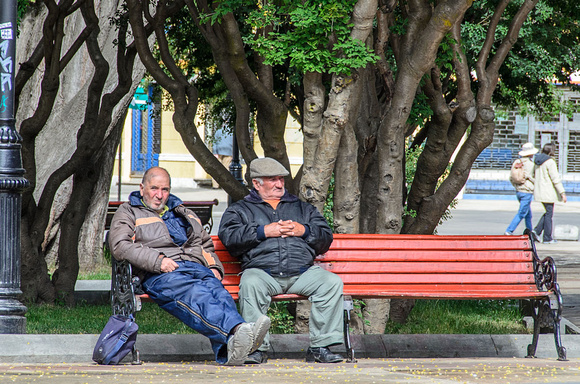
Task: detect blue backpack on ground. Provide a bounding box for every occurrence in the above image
[93,314,138,364]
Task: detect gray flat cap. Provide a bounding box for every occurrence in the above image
[250,157,290,178]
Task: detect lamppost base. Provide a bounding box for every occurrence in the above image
[0,299,27,334]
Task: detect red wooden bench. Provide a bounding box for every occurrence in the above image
[111,233,566,364]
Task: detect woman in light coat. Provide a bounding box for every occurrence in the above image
[533,143,567,243]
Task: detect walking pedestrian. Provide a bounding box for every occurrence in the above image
[532,143,567,243]
[505,143,537,236]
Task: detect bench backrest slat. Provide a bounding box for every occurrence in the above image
[218,250,534,262]
[221,261,533,274]
[322,261,534,274]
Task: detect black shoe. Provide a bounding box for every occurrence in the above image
[245,350,268,364]
[305,347,344,363]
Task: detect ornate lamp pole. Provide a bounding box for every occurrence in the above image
[0,0,29,333]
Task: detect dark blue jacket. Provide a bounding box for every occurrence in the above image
[218,189,333,277]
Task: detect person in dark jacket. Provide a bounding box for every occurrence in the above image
[108,167,270,365]
[218,157,344,365]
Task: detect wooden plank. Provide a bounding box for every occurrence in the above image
[212,235,532,253]
[329,239,531,251]
[336,273,534,284]
[341,290,550,300]
[216,250,534,264]
[222,276,241,286]
[213,237,532,252]
[319,250,533,262]
[224,273,536,286]
[214,252,238,262]
[339,283,541,291]
[138,289,547,302]
[141,283,547,300]
[320,261,533,274]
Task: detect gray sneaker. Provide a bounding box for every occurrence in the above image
[226,323,253,366]
[249,315,271,354]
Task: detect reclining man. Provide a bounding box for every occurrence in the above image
[108,166,270,365]
[218,157,344,364]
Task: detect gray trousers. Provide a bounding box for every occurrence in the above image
[239,266,344,351]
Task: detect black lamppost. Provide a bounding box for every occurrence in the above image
[0,0,29,333]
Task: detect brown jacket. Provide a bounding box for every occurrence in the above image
[108,201,223,281]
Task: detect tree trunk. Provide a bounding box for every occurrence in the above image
[17,0,146,303]
[301,71,325,182]
[334,125,361,234]
[333,66,365,234]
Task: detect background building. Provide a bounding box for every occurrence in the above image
[466,87,580,200]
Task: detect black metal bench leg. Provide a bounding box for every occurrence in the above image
[131,345,142,365]
[526,300,541,358]
[552,312,567,361]
[551,284,567,361]
[343,296,356,363]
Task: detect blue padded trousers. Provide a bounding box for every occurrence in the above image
[142,261,245,364]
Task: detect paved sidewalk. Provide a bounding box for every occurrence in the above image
[2,357,580,383]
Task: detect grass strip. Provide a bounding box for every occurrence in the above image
[25,299,528,335]
[385,299,530,334]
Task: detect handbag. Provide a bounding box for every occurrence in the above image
[93,314,138,364]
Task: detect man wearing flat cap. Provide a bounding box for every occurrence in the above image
[218,157,344,364]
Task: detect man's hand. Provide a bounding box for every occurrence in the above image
[264,220,305,238]
[212,269,222,281]
[160,257,179,273]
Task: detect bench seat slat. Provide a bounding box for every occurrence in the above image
[341,291,550,300]
[138,285,549,302]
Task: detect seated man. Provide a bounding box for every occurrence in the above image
[218,157,344,364]
[108,166,270,365]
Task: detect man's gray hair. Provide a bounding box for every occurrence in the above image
[253,177,264,185]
